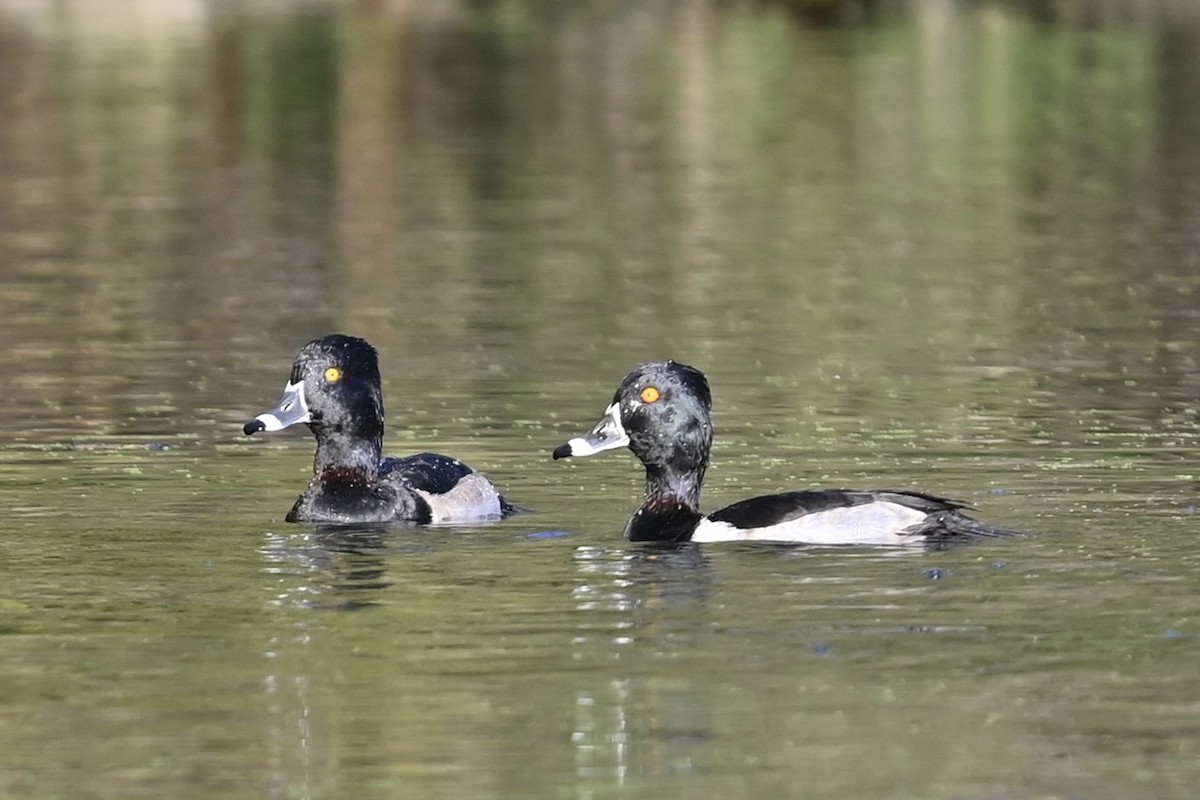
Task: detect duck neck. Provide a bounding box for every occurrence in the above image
[645,463,704,512]
[310,422,383,478]
[625,464,706,542]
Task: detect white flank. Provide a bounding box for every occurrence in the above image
[690,501,930,545]
[415,473,503,523]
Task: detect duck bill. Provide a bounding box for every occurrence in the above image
[553,402,629,459]
[243,380,311,435]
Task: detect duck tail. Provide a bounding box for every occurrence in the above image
[499,496,532,517]
[932,510,1024,538]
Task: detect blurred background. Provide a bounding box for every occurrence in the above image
[4,0,1200,430]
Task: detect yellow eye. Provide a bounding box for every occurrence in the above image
[324,367,342,383]
[640,386,661,404]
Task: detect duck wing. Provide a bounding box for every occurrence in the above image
[380,452,475,495]
[706,489,1018,539]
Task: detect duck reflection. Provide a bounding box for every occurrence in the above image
[571,543,712,612]
[568,542,717,785]
[256,523,427,799]
[258,524,398,611]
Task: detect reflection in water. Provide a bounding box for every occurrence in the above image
[2,0,1199,436]
[259,527,395,611]
[569,545,713,787]
[257,526,399,800]
[571,544,713,614]
[263,662,318,800]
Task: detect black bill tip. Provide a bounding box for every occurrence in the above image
[552,442,573,460]
[243,419,266,436]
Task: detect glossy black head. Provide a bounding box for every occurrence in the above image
[244,335,386,467]
[612,361,712,472]
[293,334,384,434]
[554,361,714,505]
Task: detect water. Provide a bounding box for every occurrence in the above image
[2,0,1200,797]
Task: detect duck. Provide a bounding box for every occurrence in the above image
[244,334,514,524]
[552,361,1021,544]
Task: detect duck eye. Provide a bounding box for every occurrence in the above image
[640,386,661,404]
[324,367,342,383]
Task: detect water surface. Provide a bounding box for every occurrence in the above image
[2,1,1200,798]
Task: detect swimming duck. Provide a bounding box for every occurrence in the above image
[552,361,1020,544]
[244,334,513,524]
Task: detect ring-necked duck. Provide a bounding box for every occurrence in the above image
[244,334,513,524]
[552,361,1021,544]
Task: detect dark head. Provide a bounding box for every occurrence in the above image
[243,335,386,464]
[553,361,714,508]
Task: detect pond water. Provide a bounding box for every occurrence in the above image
[2,0,1200,797]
